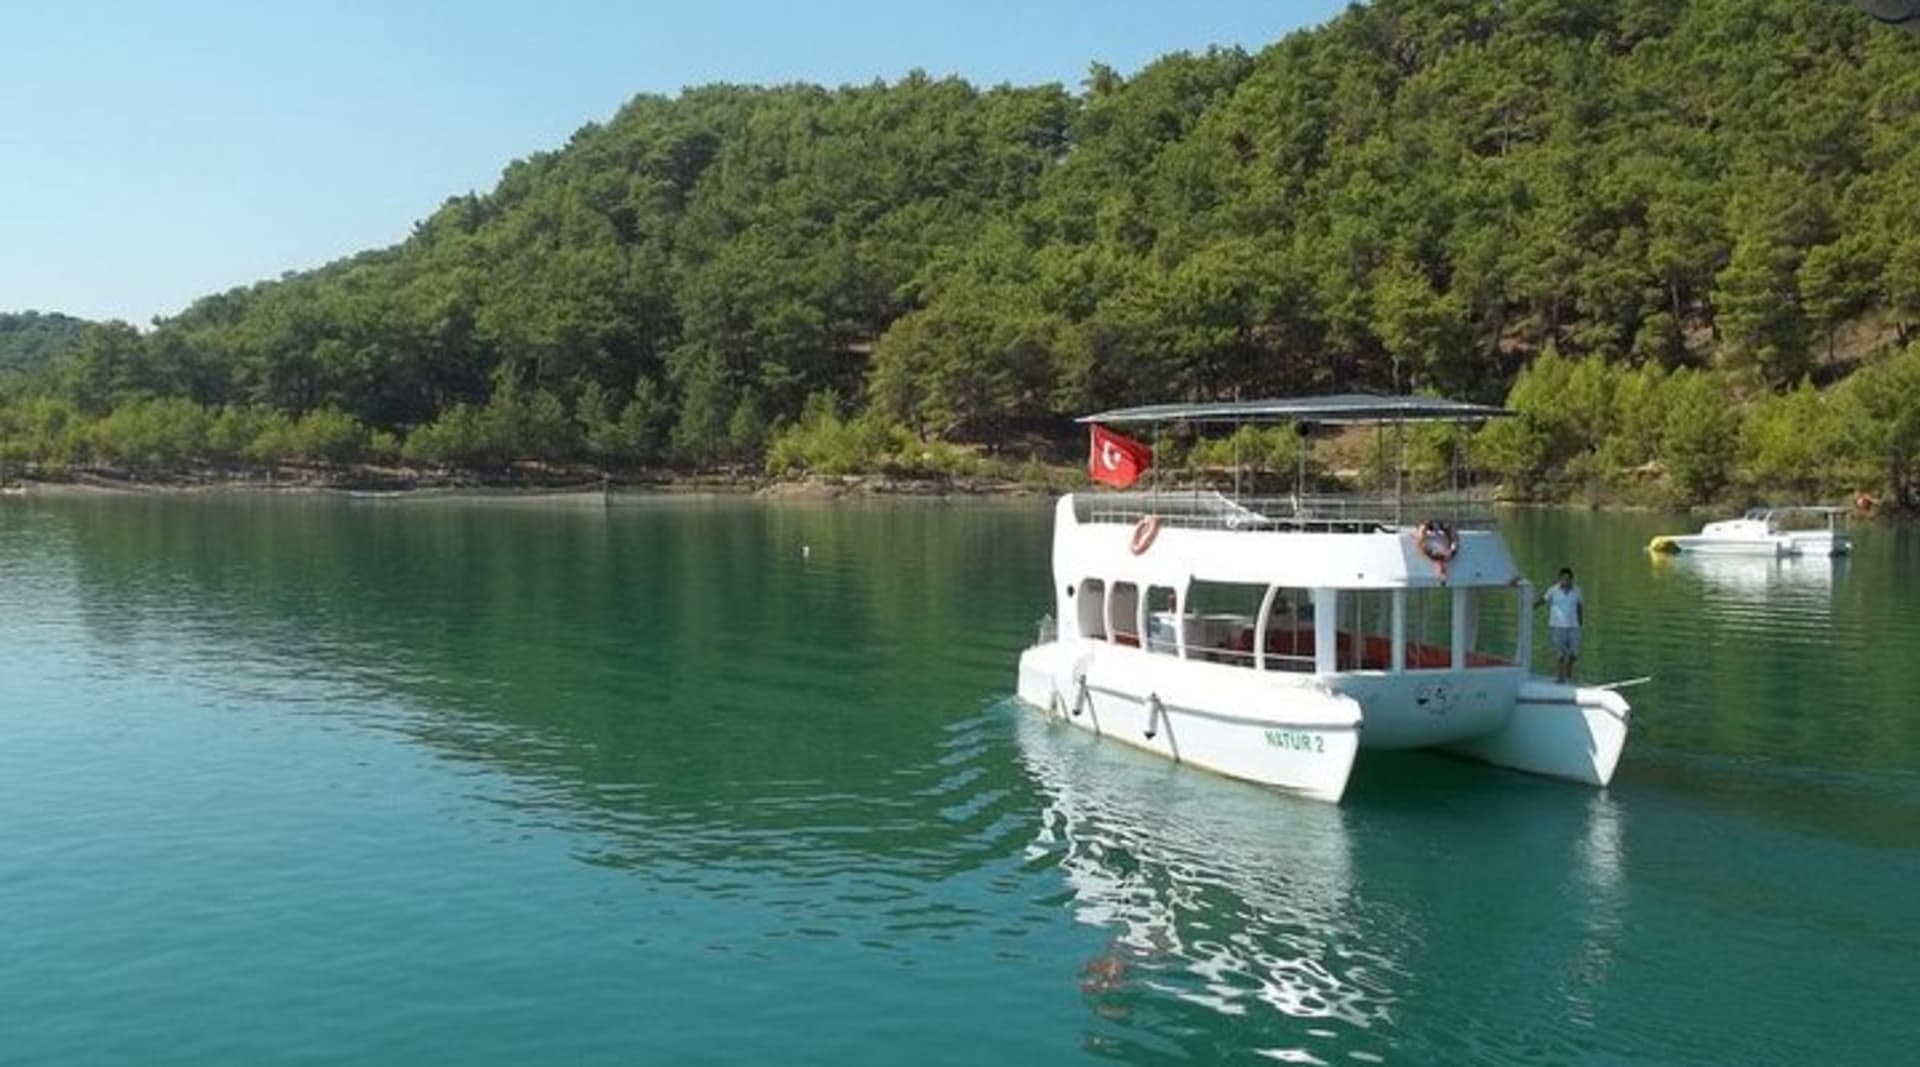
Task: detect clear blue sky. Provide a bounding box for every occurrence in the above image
[0,0,1349,325]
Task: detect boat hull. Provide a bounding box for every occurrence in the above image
[1324,670,1523,749]
[1018,642,1631,801]
[1783,531,1852,556]
[1445,681,1631,787]
[1018,642,1362,803]
[1653,535,1792,557]
[1651,534,1851,558]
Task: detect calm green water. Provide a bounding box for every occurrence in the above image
[2,495,1916,1065]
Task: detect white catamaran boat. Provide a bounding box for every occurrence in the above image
[1015,395,1633,804]
[1647,507,1855,558]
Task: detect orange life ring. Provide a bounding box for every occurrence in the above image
[1414,520,1459,571]
[1130,515,1162,555]
[1855,492,1876,515]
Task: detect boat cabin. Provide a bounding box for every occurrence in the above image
[1055,492,1533,680]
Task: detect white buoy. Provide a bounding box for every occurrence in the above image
[802,544,811,559]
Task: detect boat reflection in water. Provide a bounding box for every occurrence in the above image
[1015,710,1382,1059]
[1650,551,1847,650]
[1015,710,1631,1062]
[1652,549,1844,600]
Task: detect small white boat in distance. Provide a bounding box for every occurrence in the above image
[1016,394,1634,805]
[1647,506,1854,558]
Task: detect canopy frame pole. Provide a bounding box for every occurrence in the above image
[1151,420,1160,508]
[1294,422,1308,507]
[1395,418,1406,528]
[1233,416,1242,503]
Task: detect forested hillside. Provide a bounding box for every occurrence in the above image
[0,312,88,376]
[3,0,1918,503]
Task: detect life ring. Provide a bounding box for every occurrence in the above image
[1414,520,1459,574]
[1129,515,1162,555]
[1855,492,1876,515]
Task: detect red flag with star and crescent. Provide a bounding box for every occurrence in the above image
[1088,424,1152,489]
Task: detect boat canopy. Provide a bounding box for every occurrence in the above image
[1078,393,1508,426]
[1746,505,1851,516]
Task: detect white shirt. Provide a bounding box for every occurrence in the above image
[1545,584,1583,629]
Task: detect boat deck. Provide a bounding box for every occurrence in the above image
[1075,490,1496,534]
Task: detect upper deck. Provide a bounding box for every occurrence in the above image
[1054,494,1520,592]
[1078,392,1507,534]
[1075,489,1497,536]
[1071,393,1511,583]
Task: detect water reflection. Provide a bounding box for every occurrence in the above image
[0,494,1071,888]
[11,496,1918,1065]
[1649,551,1844,605]
[1016,712,1641,1064]
[1014,712,1385,1064]
[1018,714,1367,1003]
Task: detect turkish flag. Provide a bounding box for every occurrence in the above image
[1088,425,1152,489]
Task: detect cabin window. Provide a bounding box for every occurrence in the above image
[1262,587,1316,673]
[1338,590,1395,671]
[1077,579,1106,640]
[1184,580,1268,669]
[1144,586,1180,656]
[1468,586,1524,668]
[1405,587,1456,670]
[1108,582,1141,648]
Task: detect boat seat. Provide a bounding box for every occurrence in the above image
[1264,628,1316,656]
[1163,626,1510,672]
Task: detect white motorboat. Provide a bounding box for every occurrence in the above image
[1647,506,1854,558]
[1015,395,1634,804]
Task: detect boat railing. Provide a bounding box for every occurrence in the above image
[1747,506,1852,531]
[1075,490,1496,533]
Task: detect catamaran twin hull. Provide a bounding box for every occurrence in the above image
[1014,495,1631,804]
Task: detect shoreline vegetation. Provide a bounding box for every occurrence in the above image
[4,1,1919,512]
[1,347,1916,511]
[0,406,1905,518]
[0,463,1067,500]
[0,468,1902,520]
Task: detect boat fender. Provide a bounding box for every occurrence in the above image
[1129,515,1162,555]
[1414,520,1459,577]
[1071,674,1090,718]
[1143,693,1164,740]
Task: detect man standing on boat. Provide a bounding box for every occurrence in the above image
[1536,567,1584,683]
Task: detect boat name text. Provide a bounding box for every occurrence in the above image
[1264,730,1325,754]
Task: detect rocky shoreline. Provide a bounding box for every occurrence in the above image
[3,463,1902,518]
[0,462,1057,500]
